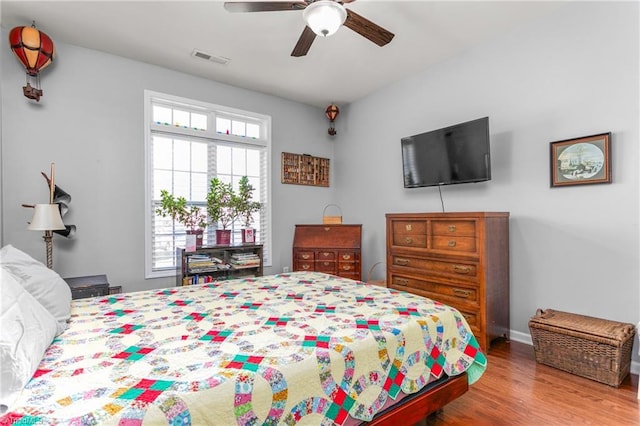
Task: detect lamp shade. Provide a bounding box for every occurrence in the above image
[28,204,65,231]
[303,1,347,37]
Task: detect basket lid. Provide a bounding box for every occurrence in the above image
[530,309,635,343]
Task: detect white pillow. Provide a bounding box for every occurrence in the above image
[0,245,71,335]
[0,268,57,412]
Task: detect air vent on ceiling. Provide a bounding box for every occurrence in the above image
[191,49,230,65]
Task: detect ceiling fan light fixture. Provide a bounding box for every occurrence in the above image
[303,1,347,37]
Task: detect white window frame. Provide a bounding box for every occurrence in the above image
[144,90,272,279]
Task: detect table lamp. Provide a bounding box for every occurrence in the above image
[28,203,65,269]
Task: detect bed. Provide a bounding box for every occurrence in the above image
[1,254,486,425]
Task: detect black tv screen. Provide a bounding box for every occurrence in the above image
[401,117,491,188]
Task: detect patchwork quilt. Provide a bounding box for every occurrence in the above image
[1,272,486,425]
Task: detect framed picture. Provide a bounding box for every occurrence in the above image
[550,132,611,187]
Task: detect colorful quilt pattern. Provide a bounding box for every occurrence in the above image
[2,272,486,425]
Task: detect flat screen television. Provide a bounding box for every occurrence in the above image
[401,117,491,188]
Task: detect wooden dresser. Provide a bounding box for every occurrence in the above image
[293,224,362,280]
[386,212,509,351]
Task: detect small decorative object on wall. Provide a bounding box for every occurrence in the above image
[9,21,56,102]
[281,152,330,187]
[550,132,611,187]
[325,103,340,136]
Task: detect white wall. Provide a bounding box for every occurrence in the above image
[335,0,639,357]
[1,38,337,292]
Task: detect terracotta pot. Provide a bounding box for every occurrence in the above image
[216,229,231,245]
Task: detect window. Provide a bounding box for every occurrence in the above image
[144,91,271,278]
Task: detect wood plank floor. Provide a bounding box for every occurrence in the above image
[425,339,639,425]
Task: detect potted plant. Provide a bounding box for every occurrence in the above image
[156,190,207,248]
[206,177,237,245]
[235,176,262,243]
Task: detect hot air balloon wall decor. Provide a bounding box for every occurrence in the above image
[9,21,56,102]
[325,104,339,136]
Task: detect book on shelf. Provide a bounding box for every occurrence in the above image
[229,254,260,268]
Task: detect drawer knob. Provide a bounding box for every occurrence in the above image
[453,265,471,274]
[322,252,331,257]
[302,254,310,259]
[453,288,471,298]
[395,258,410,266]
[396,278,408,285]
[324,227,330,231]
[448,225,456,232]
[405,237,413,244]
[448,240,456,247]
[302,264,310,270]
[342,254,351,260]
[342,265,351,271]
[323,262,331,266]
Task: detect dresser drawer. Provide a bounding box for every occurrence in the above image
[296,251,315,261]
[431,220,476,237]
[389,280,479,332]
[390,255,479,282]
[431,236,476,253]
[390,275,479,306]
[316,260,336,273]
[392,220,427,235]
[392,234,428,248]
[338,252,356,261]
[338,263,357,273]
[297,261,315,271]
[317,251,336,261]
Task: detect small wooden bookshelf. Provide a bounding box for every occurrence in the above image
[281,152,330,187]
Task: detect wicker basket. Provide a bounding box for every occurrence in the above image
[322,204,342,224]
[529,309,635,387]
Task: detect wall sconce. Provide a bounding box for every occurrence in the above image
[9,22,55,102]
[325,103,340,136]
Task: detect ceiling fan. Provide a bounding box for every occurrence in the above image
[224,0,395,57]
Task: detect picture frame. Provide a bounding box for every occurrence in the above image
[550,132,611,187]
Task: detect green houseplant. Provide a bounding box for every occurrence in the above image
[156,190,207,248]
[235,176,262,243]
[206,177,237,245]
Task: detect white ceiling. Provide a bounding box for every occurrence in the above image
[1,1,564,108]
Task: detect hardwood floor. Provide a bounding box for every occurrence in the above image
[425,340,639,425]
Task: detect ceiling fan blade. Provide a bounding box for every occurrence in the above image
[224,1,307,13]
[291,26,316,57]
[343,9,394,47]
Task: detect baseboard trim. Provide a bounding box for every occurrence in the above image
[507,329,639,376]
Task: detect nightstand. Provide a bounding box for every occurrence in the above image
[64,274,110,300]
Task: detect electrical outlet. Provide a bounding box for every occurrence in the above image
[283,266,290,273]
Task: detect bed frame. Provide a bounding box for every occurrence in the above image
[368,373,468,425]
